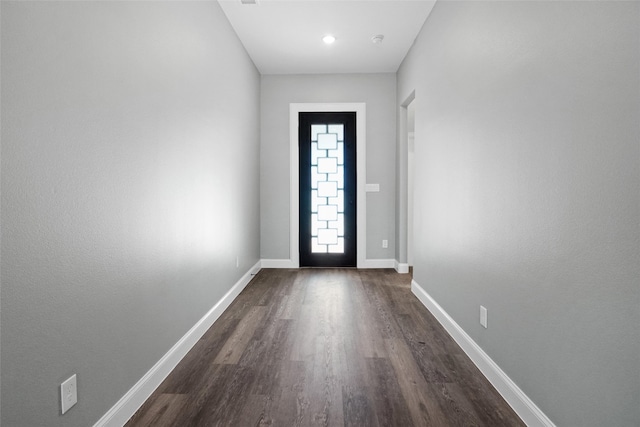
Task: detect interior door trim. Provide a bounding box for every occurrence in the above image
[290,103,366,268]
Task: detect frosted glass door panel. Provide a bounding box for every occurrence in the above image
[310,124,344,253]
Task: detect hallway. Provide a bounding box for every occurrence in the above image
[126,269,524,426]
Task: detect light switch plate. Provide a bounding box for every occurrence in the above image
[365,183,380,192]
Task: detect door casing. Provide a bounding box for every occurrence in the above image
[289,103,366,268]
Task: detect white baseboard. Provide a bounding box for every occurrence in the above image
[394,260,410,274]
[260,259,297,268]
[93,261,262,427]
[261,258,397,270]
[411,280,555,427]
[359,258,396,269]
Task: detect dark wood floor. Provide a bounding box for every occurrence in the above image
[126,269,524,426]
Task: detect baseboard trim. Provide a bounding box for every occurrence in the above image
[411,280,555,427]
[93,261,262,427]
[359,258,396,269]
[260,259,297,268]
[260,258,397,269]
[394,260,409,274]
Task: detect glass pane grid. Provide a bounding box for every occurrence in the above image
[310,123,345,254]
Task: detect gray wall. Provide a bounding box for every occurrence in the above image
[261,73,396,261]
[397,1,639,426]
[0,2,260,426]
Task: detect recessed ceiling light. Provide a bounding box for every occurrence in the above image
[322,35,336,45]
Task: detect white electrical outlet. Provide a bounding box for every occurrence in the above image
[480,306,488,328]
[382,239,388,248]
[61,374,78,414]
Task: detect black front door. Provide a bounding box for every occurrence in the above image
[299,112,357,267]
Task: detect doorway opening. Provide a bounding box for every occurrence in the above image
[407,100,415,268]
[397,91,415,274]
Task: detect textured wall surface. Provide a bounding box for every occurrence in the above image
[1,2,260,425]
[260,73,396,261]
[397,1,639,425]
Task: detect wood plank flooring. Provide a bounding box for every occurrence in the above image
[126,269,525,426]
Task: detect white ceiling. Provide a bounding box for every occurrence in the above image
[218,0,436,75]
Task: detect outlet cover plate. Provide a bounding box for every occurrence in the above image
[61,374,78,414]
[480,306,488,328]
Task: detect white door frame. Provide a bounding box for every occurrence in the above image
[396,91,415,274]
[290,103,366,268]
